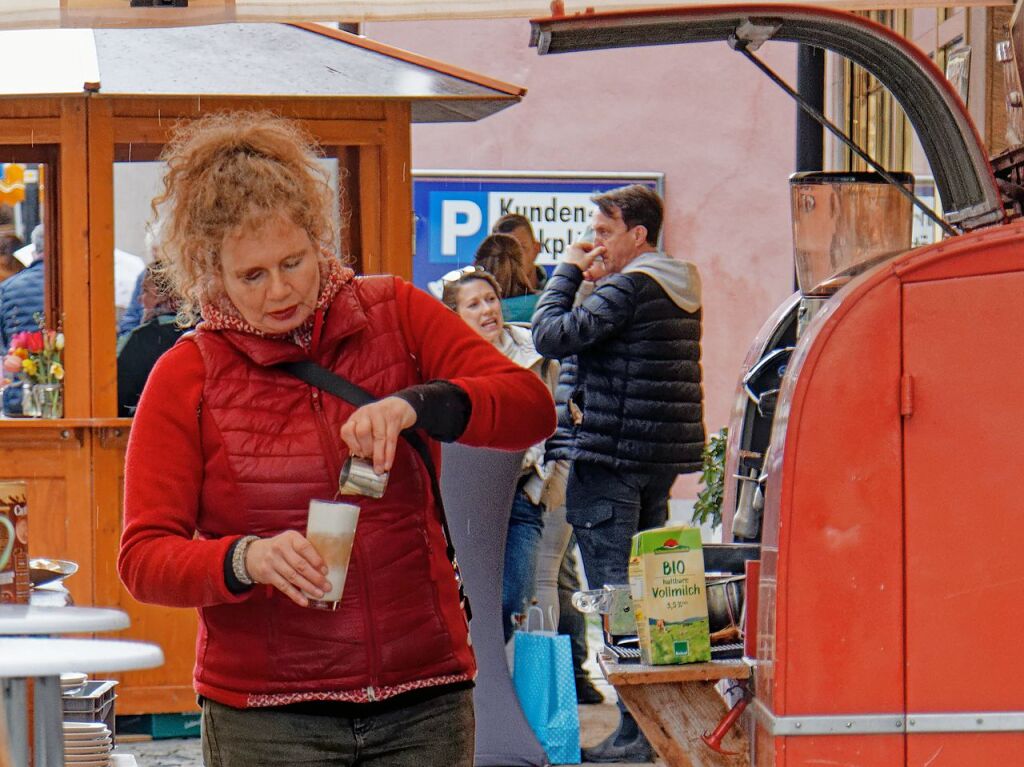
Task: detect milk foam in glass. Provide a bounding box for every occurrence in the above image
[304,499,359,611]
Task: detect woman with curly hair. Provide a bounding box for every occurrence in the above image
[117,112,554,767]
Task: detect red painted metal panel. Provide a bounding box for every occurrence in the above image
[744,559,761,659]
[784,735,904,765]
[894,219,1024,285]
[766,276,905,717]
[907,734,1024,765]
[902,267,1024,714]
[755,546,778,711]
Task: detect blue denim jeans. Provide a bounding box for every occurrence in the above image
[565,461,676,590]
[502,486,545,642]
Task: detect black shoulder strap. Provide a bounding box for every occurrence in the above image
[278,360,471,621]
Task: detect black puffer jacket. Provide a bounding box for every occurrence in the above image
[532,256,705,474]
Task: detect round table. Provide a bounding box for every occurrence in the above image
[0,638,163,676]
[0,638,162,767]
[0,605,129,635]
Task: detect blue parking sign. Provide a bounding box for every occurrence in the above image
[412,171,663,294]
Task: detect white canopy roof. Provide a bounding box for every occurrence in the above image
[0,23,523,122]
[0,0,1009,29]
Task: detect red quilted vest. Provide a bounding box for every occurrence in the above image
[187,276,474,706]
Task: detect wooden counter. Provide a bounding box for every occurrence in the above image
[598,653,751,767]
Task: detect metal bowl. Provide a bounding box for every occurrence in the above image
[29,558,78,587]
[706,575,744,633]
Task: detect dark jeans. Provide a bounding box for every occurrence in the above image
[201,688,475,767]
[565,461,676,592]
[566,461,675,731]
[502,486,545,642]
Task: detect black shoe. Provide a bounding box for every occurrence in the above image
[575,677,605,705]
[581,731,654,763]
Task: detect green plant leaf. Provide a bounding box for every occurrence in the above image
[691,427,727,530]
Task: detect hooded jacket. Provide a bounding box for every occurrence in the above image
[532,252,705,474]
[119,275,554,708]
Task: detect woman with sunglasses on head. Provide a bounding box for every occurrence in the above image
[441,269,564,643]
[117,112,555,767]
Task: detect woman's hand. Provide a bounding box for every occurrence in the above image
[340,396,417,474]
[245,531,330,608]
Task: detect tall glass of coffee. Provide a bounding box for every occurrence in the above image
[304,499,359,611]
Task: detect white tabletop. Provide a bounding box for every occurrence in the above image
[0,638,163,676]
[0,605,129,634]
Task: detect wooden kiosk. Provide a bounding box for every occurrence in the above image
[0,22,521,715]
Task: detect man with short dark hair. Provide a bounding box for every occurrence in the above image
[492,213,547,291]
[532,184,705,763]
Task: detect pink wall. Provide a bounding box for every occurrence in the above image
[367,19,798,496]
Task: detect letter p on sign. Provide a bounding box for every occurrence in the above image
[441,200,482,256]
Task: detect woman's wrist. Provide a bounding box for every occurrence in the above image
[393,381,471,442]
[224,535,260,593]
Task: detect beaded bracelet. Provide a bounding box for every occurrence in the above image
[232,535,260,586]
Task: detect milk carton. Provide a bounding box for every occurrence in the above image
[0,481,29,604]
[628,526,710,665]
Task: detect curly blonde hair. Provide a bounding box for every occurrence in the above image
[152,111,337,324]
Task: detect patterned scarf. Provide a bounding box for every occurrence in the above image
[200,254,354,350]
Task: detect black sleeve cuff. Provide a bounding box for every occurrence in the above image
[395,380,472,443]
[224,538,253,595]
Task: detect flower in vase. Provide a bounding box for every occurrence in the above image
[5,314,66,389]
[23,332,43,354]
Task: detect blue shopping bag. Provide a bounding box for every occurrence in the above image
[512,607,581,764]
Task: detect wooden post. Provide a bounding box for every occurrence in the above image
[381,102,412,279]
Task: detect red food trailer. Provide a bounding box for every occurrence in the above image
[532,6,1023,766]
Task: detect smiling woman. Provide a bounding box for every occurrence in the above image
[117,111,556,767]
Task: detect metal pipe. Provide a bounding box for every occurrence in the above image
[796,44,825,173]
[2,678,28,767]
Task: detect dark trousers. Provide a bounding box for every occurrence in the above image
[565,461,676,590]
[566,461,676,729]
[201,688,474,767]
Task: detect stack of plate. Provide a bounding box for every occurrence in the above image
[60,672,88,697]
[63,721,113,767]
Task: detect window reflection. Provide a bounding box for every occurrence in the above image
[0,160,52,418]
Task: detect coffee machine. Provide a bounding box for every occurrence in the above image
[725,171,914,542]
